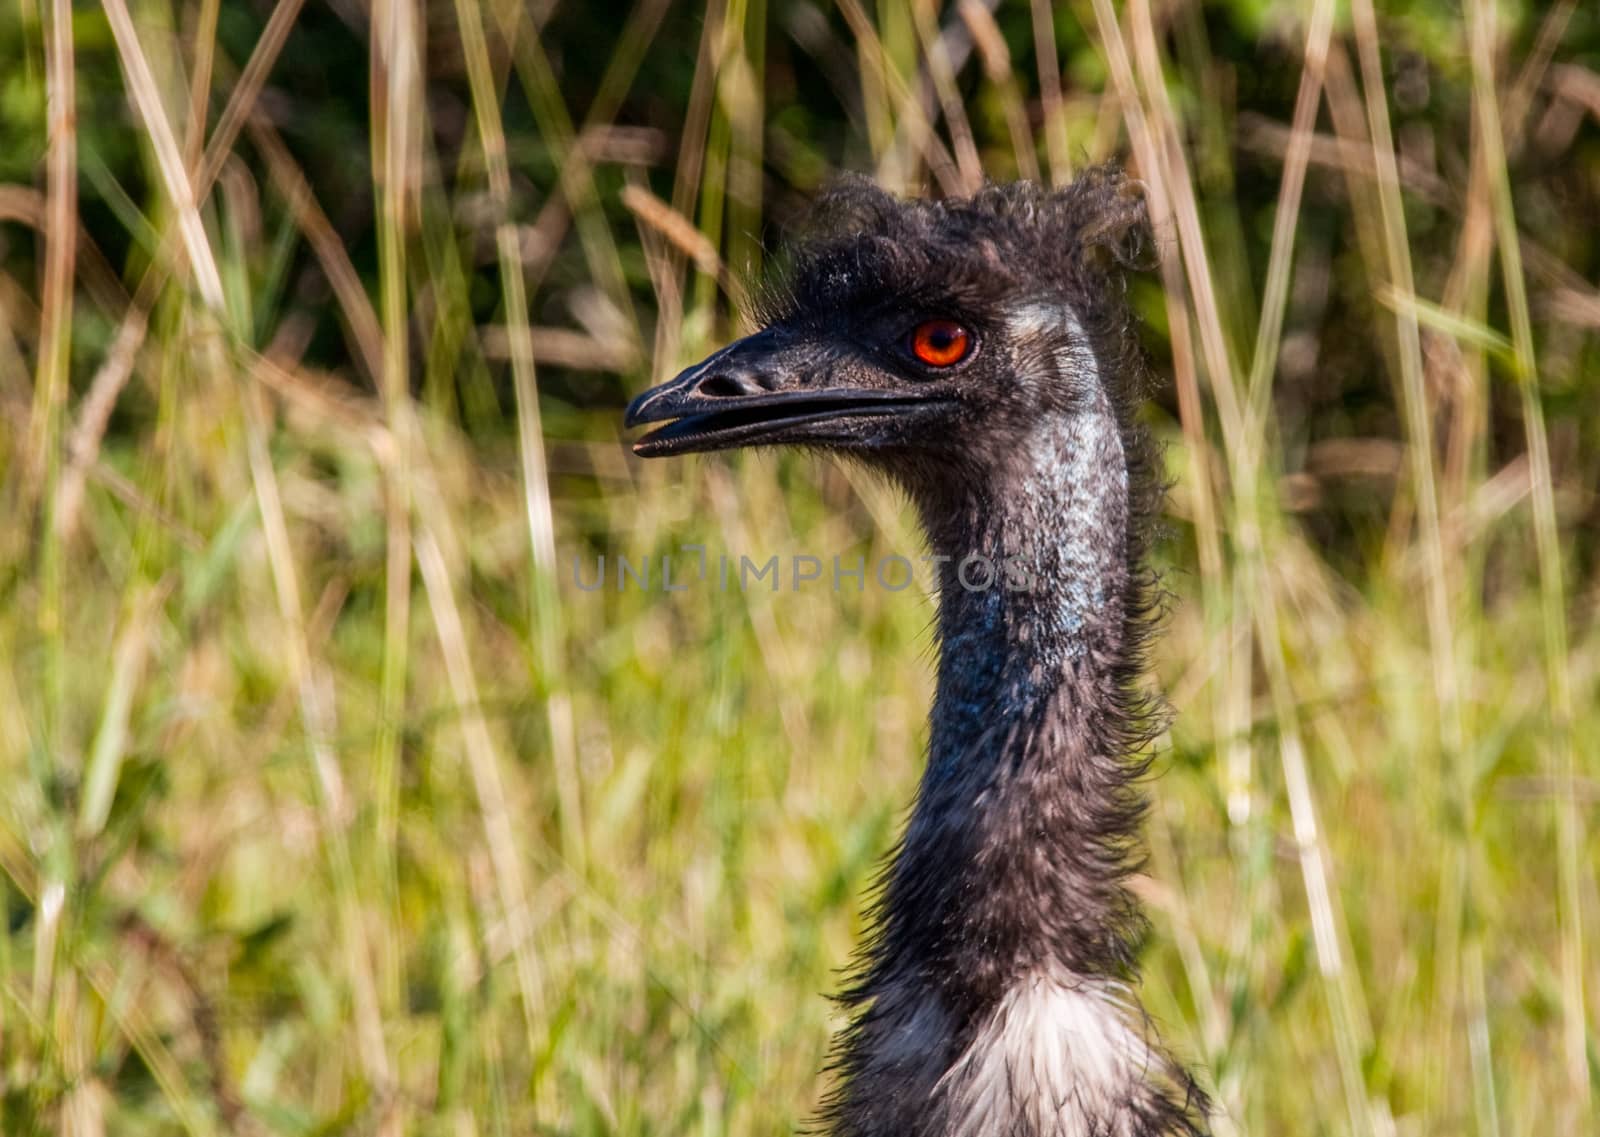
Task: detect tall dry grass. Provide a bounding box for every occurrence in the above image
[0,0,1596,1134]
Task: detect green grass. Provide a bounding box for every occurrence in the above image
[1,0,1598,1134]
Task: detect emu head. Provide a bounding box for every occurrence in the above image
[626,168,1153,509]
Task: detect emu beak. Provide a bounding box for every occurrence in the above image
[626,330,951,458]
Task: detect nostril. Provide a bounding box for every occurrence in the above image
[697,369,775,398]
[697,374,747,398]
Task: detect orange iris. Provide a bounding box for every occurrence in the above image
[909,320,971,367]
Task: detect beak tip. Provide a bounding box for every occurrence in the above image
[624,381,668,427]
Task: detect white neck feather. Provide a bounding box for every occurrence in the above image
[940,968,1157,1137]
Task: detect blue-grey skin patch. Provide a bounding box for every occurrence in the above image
[1024,410,1126,653]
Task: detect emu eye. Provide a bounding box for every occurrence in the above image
[907,319,972,368]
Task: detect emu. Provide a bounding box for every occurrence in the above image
[626,169,1208,1137]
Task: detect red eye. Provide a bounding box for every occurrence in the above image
[909,320,972,367]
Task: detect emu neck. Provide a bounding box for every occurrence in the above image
[924,406,1131,775]
[885,402,1141,1001]
[821,403,1185,1134]
[822,399,1183,1136]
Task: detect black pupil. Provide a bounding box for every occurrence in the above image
[927,325,958,351]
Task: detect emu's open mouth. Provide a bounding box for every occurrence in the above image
[626,389,951,457]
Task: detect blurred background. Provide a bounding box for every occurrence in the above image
[1,0,1597,1132]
